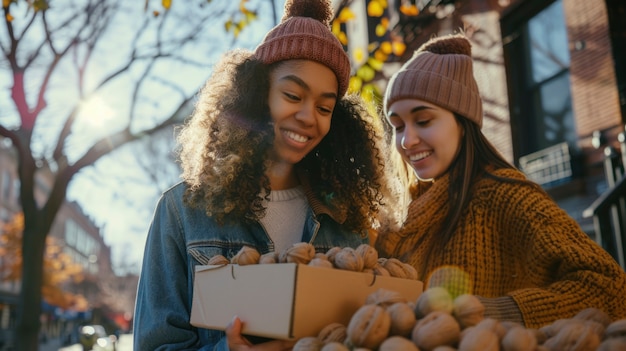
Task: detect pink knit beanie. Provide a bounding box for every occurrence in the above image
[384,34,483,128]
[254,0,351,97]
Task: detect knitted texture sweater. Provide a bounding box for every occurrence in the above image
[376,168,626,328]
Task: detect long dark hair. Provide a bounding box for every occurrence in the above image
[431,115,543,247]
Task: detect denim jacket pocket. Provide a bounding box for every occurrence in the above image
[188,246,227,266]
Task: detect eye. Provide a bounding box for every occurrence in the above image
[284,92,300,101]
[317,105,333,115]
[416,119,431,126]
[388,118,404,132]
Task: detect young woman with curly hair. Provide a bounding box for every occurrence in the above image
[133,1,402,350]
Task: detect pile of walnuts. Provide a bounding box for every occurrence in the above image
[292,286,626,351]
[208,242,419,280]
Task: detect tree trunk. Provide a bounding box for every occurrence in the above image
[15,214,47,351]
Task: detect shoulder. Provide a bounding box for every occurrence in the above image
[472,168,549,209]
[157,181,188,207]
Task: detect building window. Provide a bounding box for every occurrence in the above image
[501,0,577,161]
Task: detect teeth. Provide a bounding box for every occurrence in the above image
[409,151,430,162]
[285,130,308,143]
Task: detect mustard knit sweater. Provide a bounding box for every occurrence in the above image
[376,168,626,328]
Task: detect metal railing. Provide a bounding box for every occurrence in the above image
[583,127,626,269]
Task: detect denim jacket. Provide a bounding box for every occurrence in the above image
[133,181,368,351]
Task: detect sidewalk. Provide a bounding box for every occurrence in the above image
[39,337,80,351]
[38,336,62,351]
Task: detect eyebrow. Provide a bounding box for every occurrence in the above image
[279,75,338,100]
[388,105,434,117]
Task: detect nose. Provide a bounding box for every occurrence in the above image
[399,127,419,150]
[295,102,316,126]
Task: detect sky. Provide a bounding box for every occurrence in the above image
[0,0,285,275]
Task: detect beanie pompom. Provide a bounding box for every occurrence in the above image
[282,0,333,26]
[418,34,472,57]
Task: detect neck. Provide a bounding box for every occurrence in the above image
[267,161,299,190]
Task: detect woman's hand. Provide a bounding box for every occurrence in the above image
[226,316,295,351]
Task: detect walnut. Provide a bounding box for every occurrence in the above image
[541,318,604,340]
[386,302,417,337]
[346,304,391,350]
[325,247,342,264]
[320,342,350,351]
[318,322,347,344]
[501,326,537,351]
[411,311,460,350]
[402,263,419,280]
[378,336,419,351]
[207,254,229,265]
[279,242,316,264]
[458,326,499,351]
[372,263,391,277]
[293,336,324,351]
[605,319,626,339]
[258,251,278,264]
[598,337,626,351]
[355,244,379,269]
[230,245,260,265]
[334,247,365,272]
[381,258,411,279]
[314,252,329,260]
[365,288,407,308]
[473,318,507,339]
[308,257,334,268]
[414,287,454,319]
[574,308,612,327]
[543,321,601,351]
[452,294,485,329]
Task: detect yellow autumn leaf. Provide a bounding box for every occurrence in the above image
[33,0,48,11]
[349,76,363,94]
[392,41,407,56]
[239,0,249,13]
[5,12,13,22]
[373,49,388,63]
[224,19,233,32]
[400,4,419,16]
[379,41,392,55]
[362,83,378,99]
[245,11,257,22]
[353,47,365,65]
[162,0,171,9]
[3,0,12,8]
[357,65,375,82]
[332,20,341,35]
[337,31,348,46]
[375,23,387,37]
[367,57,384,71]
[367,0,384,17]
[337,7,355,22]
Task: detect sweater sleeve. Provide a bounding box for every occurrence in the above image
[500,181,626,328]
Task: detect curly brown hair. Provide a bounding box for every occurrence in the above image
[176,49,400,233]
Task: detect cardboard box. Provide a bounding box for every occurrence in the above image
[190,263,423,340]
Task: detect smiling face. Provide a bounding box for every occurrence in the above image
[267,59,338,169]
[386,99,463,180]
[268,60,338,189]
